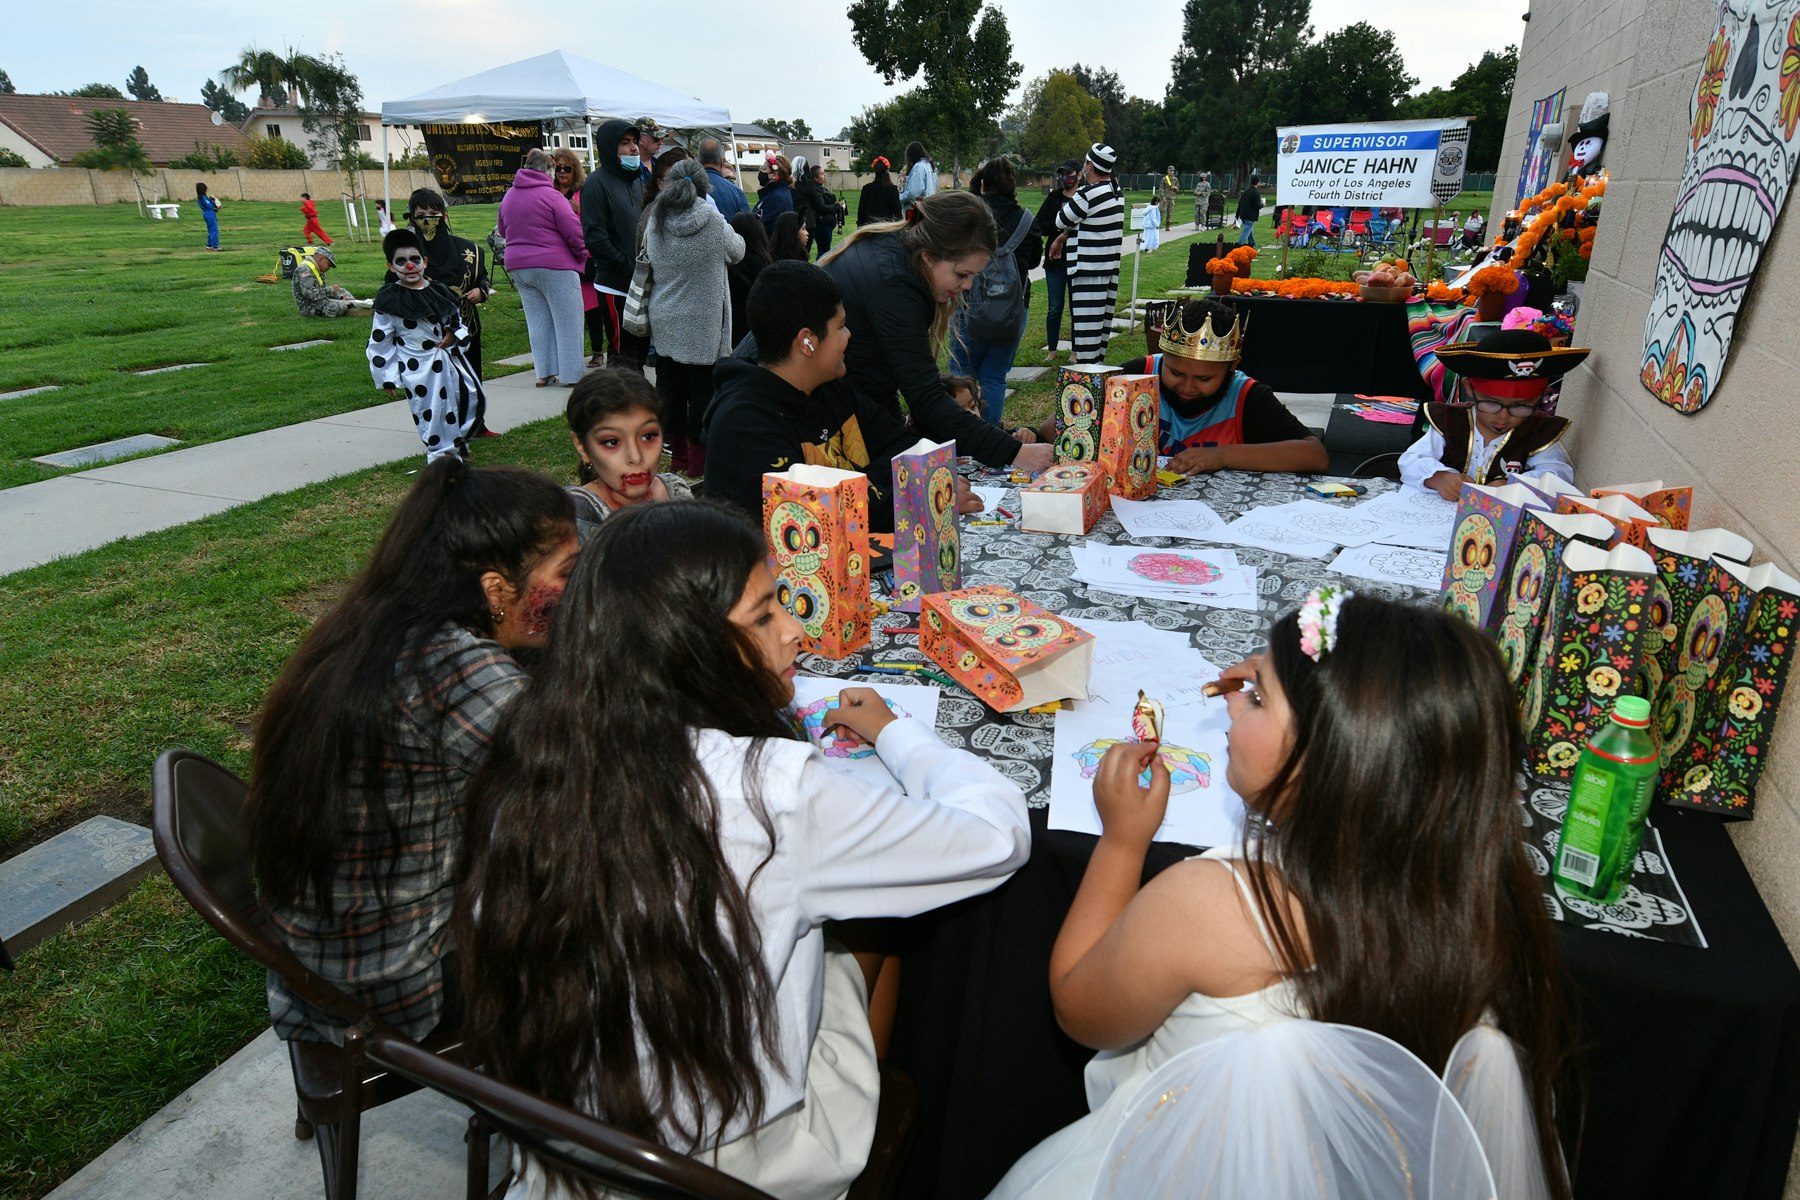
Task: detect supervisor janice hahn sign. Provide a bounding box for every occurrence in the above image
[1275,118,1471,208]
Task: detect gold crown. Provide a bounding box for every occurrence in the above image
[1161,308,1247,363]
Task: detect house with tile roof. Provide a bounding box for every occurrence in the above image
[0,94,253,168]
[241,107,425,168]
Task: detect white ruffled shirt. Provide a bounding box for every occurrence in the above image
[1398,423,1574,491]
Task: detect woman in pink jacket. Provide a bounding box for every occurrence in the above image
[498,148,589,387]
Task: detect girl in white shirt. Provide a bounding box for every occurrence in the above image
[457,499,1030,1200]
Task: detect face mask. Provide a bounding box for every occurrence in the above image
[620,154,641,171]
[414,216,442,237]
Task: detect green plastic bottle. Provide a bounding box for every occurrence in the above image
[1553,695,1660,904]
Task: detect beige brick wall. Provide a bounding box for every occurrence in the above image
[1507,7,1800,1187]
[0,167,447,207]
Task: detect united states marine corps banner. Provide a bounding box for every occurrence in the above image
[1275,118,1471,208]
[420,122,541,202]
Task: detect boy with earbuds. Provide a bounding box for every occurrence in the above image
[706,260,982,533]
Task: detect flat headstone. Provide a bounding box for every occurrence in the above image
[34,433,181,469]
[1109,317,1134,330]
[0,384,61,402]
[494,353,536,367]
[0,816,158,956]
[1005,366,1051,383]
[127,363,209,376]
[269,339,331,352]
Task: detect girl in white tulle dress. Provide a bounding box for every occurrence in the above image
[988,589,1576,1200]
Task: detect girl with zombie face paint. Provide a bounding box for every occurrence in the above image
[563,368,694,544]
[247,459,579,1046]
[456,500,1029,1200]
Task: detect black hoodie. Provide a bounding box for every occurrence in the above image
[705,355,920,533]
[578,118,646,293]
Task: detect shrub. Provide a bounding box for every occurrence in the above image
[169,141,240,171]
[244,135,309,170]
[0,147,27,168]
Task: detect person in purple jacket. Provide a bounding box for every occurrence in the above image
[497,147,590,387]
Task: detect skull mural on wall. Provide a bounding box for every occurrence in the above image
[1641,1,1800,414]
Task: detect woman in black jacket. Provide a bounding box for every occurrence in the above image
[948,158,1042,423]
[820,191,1052,472]
[857,156,903,226]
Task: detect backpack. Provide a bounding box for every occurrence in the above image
[961,209,1033,342]
[277,245,316,279]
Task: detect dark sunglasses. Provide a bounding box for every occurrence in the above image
[555,164,574,172]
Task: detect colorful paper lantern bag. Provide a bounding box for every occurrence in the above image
[1591,479,1693,532]
[1521,540,1657,781]
[1506,470,1587,507]
[921,586,1095,712]
[1097,374,1159,501]
[761,464,872,659]
[1494,508,1613,695]
[1555,491,1660,550]
[890,438,961,612]
[1053,364,1119,463]
[1640,527,1754,728]
[1019,463,1108,536]
[1438,482,1545,630]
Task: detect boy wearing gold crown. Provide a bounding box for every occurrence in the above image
[1115,299,1328,475]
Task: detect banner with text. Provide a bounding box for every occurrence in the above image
[420,122,541,202]
[1275,118,1471,208]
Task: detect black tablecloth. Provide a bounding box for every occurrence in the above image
[1219,294,1434,403]
[880,473,1800,1200]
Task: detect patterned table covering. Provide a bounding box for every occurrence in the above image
[796,469,1706,949]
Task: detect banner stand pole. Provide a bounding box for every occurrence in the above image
[1279,204,1291,278]
[1427,202,1441,282]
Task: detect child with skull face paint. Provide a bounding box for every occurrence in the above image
[563,368,694,544]
[370,229,485,462]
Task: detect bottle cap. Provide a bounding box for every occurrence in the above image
[1612,695,1651,725]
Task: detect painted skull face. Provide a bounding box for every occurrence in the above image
[768,500,831,638]
[1642,4,1800,414]
[1446,512,1499,623]
[1680,593,1731,686]
[1498,541,1549,680]
[945,593,1066,654]
[1057,384,1100,461]
[1037,465,1095,491]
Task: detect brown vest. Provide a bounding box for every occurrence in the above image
[1424,404,1570,484]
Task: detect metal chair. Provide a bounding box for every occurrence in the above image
[355,1025,779,1200]
[151,748,465,1200]
[1353,452,1403,481]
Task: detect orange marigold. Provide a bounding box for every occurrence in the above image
[1466,264,1522,299]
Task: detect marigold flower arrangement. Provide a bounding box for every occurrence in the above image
[1465,264,1523,300]
[1205,245,1259,277]
[1427,280,1466,304]
[1233,276,1358,299]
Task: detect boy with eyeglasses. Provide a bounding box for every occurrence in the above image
[1399,329,1591,500]
[368,230,485,462]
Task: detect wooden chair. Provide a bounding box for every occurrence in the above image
[151,748,465,1200]
[354,1025,779,1200]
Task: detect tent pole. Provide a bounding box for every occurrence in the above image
[586,121,595,170]
[382,125,391,217]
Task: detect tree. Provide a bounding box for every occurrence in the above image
[755,117,813,140]
[200,79,250,124]
[219,45,323,108]
[243,133,309,169]
[1397,46,1517,170]
[846,88,954,174]
[1020,71,1106,169]
[0,147,28,167]
[1166,0,1312,177]
[1267,22,1415,129]
[299,54,370,205]
[71,108,149,172]
[125,65,163,102]
[847,0,1021,182]
[0,69,15,95]
[59,83,127,99]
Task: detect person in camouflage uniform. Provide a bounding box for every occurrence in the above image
[293,247,367,318]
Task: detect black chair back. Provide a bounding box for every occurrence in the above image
[359,1029,778,1200]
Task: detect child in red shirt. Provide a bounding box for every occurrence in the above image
[300,193,333,246]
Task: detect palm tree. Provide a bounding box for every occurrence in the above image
[219,46,323,109]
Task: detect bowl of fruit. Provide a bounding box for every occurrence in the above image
[1354,259,1417,302]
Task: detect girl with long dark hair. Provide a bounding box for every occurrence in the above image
[898,140,933,210]
[249,459,579,1044]
[857,156,902,227]
[768,210,811,262]
[458,500,1029,1198]
[990,591,1575,1200]
[563,368,692,542]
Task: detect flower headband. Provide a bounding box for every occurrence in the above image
[1296,586,1352,662]
[872,155,891,170]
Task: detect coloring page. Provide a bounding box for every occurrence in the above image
[1326,543,1447,588]
[1353,488,1459,550]
[1049,698,1247,848]
[1067,616,1223,707]
[790,674,942,789]
[1214,503,1340,558]
[1109,496,1230,541]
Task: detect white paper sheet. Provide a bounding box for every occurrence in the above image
[790,674,943,788]
[1070,543,1259,609]
[1067,617,1223,707]
[1048,698,1248,848]
[1213,503,1340,558]
[1326,542,1448,588]
[1273,499,1407,548]
[968,485,1011,513]
[1109,496,1230,541]
[1354,488,1460,550]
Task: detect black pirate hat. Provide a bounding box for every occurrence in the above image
[1437,329,1590,398]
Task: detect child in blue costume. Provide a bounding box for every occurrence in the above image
[1114,298,1328,477]
[196,182,220,250]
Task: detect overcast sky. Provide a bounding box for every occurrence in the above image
[12,1,1525,135]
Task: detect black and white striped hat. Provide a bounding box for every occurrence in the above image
[1086,143,1117,174]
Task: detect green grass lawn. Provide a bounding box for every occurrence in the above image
[0,200,535,492]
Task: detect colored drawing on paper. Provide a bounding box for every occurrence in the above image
[795,695,910,759]
[1128,552,1225,586]
[1071,738,1212,792]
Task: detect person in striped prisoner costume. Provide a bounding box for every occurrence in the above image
[1050,143,1126,364]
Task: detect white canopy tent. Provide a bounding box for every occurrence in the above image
[378,50,734,206]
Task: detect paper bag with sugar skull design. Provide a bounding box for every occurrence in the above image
[890,438,961,612]
[1495,508,1614,698]
[1097,374,1159,500]
[1020,462,1108,536]
[761,464,872,659]
[1054,364,1119,464]
[1438,482,1545,631]
[1521,540,1657,781]
[921,586,1094,712]
[1591,479,1693,532]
